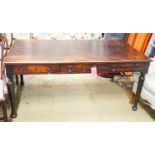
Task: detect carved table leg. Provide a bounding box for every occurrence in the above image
[20,75,24,86]
[6,66,17,118]
[132,72,145,111]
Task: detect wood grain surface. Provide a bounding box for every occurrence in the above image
[4,40,151,64]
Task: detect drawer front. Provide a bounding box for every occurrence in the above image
[99,66,144,72]
[13,65,59,74]
[98,63,145,72]
[59,64,92,73]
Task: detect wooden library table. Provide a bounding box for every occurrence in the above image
[4,40,152,118]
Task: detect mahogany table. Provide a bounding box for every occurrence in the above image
[4,40,152,118]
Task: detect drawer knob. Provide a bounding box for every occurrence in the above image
[68,68,72,73]
[68,65,72,73]
[47,67,51,73]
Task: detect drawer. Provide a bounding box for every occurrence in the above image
[25,65,49,73]
[13,65,59,74]
[98,63,145,72]
[59,64,97,73]
[99,63,145,68]
[97,65,144,72]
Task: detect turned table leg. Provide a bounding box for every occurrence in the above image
[20,75,24,86]
[15,75,19,85]
[111,73,115,82]
[6,66,17,118]
[2,100,8,122]
[132,72,145,111]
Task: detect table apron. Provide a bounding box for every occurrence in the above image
[7,62,150,74]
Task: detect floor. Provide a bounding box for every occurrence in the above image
[8,74,154,122]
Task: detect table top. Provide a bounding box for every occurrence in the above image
[4,40,151,64]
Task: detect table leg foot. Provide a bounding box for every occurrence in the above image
[11,113,17,118]
[132,105,137,111]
